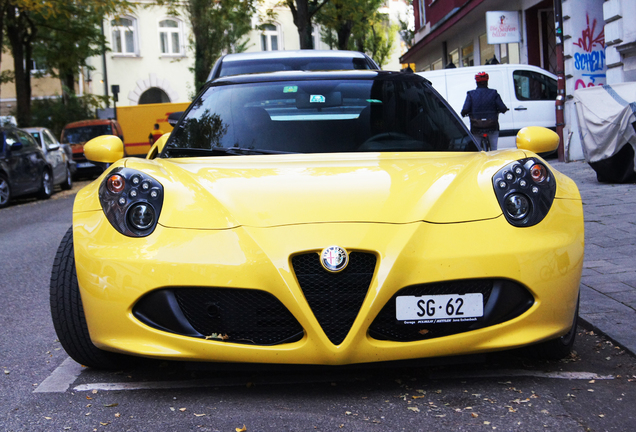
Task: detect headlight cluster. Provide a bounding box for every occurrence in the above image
[98,168,164,237]
[492,158,556,227]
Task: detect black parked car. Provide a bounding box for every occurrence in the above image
[0,126,60,208]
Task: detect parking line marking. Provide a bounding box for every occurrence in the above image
[34,357,84,393]
[429,370,614,381]
[70,370,614,392]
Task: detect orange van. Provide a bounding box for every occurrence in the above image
[60,119,124,177]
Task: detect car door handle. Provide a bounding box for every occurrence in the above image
[514,107,528,111]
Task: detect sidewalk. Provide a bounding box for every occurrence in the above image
[550,160,636,355]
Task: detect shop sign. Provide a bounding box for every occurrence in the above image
[486,11,521,44]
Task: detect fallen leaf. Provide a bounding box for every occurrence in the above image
[179,408,187,412]
[589,380,595,384]
[411,395,425,399]
[86,396,92,400]
[484,421,491,425]
[345,411,352,415]
[434,414,446,418]
[407,407,420,413]
[471,413,479,418]
[115,413,121,418]
[3,370,9,375]
[235,425,247,432]
[418,329,429,335]
[103,403,119,407]
[100,422,110,426]
[599,414,605,418]
[194,413,206,417]
[92,389,98,394]
[44,417,52,420]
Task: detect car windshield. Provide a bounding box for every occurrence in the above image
[218,57,373,78]
[61,125,112,144]
[166,76,476,156]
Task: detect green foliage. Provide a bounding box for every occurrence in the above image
[31,2,115,92]
[316,0,382,51]
[364,22,397,68]
[159,0,256,91]
[28,94,107,138]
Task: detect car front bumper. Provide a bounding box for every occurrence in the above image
[73,197,583,365]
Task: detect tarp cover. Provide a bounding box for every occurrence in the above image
[574,83,636,182]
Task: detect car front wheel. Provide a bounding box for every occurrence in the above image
[50,227,135,369]
[0,174,10,208]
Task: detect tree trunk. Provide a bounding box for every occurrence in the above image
[6,13,29,126]
[336,21,352,50]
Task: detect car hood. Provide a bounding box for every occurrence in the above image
[115,151,531,230]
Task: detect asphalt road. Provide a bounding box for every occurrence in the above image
[1,184,636,432]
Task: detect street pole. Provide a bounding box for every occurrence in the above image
[554,0,566,162]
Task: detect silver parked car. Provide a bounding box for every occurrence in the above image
[23,127,73,191]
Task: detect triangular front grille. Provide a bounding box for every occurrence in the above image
[292,252,376,345]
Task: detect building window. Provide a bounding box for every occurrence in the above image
[418,0,426,28]
[448,49,458,68]
[159,19,183,55]
[111,17,138,55]
[432,59,443,70]
[479,33,494,65]
[462,44,474,67]
[261,24,279,51]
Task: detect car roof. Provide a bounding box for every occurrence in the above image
[63,119,117,129]
[22,127,47,133]
[210,70,416,86]
[208,50,380,82]
[222,50,371,62]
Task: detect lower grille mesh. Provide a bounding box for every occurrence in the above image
[174,288,303,345]
[292,251,377,345]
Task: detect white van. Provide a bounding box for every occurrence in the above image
[419,64,558,149]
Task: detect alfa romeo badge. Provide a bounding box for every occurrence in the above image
[320,246,349,273]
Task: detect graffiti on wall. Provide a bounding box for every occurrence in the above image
[573,14,606,90]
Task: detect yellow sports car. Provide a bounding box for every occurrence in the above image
[50,71,584,369]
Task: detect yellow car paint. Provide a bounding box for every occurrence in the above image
[72,147,584,364]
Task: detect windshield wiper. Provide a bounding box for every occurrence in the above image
[164,145,297,157]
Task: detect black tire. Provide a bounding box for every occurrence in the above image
[0,174,10,208]
[526,295,579,360]
[38,169,53,199]
[50,227,135,369]
[60,164,73,191]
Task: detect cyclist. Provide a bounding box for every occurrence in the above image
[461,72,508,151]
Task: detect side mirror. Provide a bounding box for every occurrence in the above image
[516,126,559,153]
[167,111,184,127]
[84,135,124,163]
[7,141,23,151]
[146,133,170,159]
[48,143,60,151]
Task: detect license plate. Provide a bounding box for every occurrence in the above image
[76,162,95,168]
[396,293,483,324]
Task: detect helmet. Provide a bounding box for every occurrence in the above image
[475,72,489,83]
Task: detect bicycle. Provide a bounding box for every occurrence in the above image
[480,132,491,151]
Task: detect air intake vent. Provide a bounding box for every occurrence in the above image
[292,251,376,345]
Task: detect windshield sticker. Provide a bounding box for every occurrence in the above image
[310,95,326,103]
[283,86,298,93]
